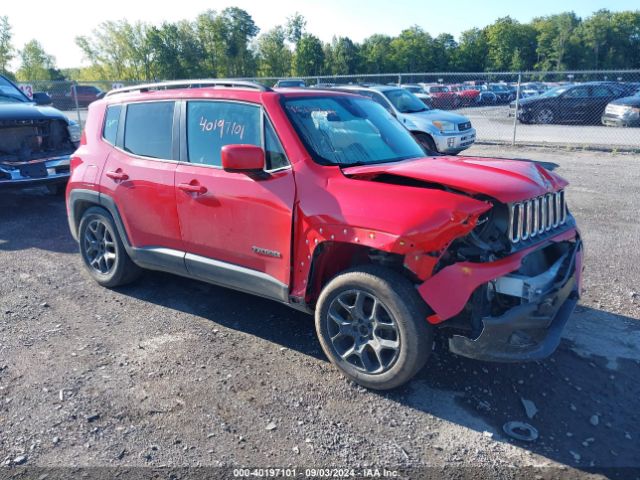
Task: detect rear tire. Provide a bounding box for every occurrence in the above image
[78,206,141,288]
[315,265,433,390]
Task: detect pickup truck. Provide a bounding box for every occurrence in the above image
[0,75,81,192]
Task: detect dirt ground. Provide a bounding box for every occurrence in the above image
[0,145,639,479]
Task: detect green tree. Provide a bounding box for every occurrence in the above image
[286,12,306,44]
[0,16,13,76]
[360,34,395,73]
[485,17,537,70]
[326,36,359,75]
[292,34,324,76]
[433,33,457,70]
[452,28,488,71]
[390,26,435,72]
[256,26,292,77]
[76,20,153,80]
[16,40,57,81]
[533,12,581,70]
[220,7,259,77]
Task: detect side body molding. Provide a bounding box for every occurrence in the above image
[67,189,289,303]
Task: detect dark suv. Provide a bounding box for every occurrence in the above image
[66,80,582,390]
[0,75,81,192]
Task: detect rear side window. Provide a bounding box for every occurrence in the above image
[124,102,175,159]
[102,105,121,146]
[187,101,260,167]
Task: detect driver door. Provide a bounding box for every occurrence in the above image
[174,100,295,299]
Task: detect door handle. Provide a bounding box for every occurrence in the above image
[178,182,207,195]
[106,170,129,181]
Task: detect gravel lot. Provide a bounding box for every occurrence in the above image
[1,145,639,478]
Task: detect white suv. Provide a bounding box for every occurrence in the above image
[335,85,476,155]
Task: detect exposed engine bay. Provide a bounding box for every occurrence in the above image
[0,119,76,163]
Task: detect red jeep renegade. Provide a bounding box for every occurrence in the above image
[66,80,583,390]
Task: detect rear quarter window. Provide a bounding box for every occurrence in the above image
[102,105,121,146]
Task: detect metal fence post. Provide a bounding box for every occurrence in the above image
[398,74,402,86]
[511,73,522,146]
[72,81,82,127]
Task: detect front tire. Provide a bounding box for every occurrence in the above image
[78,206,141,287]
[413,132,439,155]
[315,265,433,390]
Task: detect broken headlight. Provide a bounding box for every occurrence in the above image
[67,121,82,144]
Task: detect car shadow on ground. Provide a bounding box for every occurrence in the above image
[0,187,76,254]
[122,271,640,473]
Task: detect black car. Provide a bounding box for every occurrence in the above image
[511,82,632,125]
[0,75,80,192]
[602,90,640,127]
[488,83,515,103]
[274,79,306,88]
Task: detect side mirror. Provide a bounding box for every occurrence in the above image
[221,144,265,172]
[33,92,52,106]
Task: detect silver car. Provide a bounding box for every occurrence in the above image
[335,85,476,155]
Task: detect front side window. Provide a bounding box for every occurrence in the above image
[265,120,288,170]
[123,102,174,159]
[103,104,121,146]
[283,95,425,166]
[187,101,261,167]
[563,87,589,99]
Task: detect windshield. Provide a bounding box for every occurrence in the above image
[0,77,29,103]
[403,86,422,93]
[382,88,428,113]
[429,86,449,93]
[539,86,570,98]
[282,95,425,166]
[278,80,305,88]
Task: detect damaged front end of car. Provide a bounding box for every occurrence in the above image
[418,191,582,362]
[0,118,79,188]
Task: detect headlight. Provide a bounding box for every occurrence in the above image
[431,120,456,132]
[67,121,82,144]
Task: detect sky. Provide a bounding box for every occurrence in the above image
[4,0,639,69]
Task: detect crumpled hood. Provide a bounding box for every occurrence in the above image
[0,103,69,123]
[401,109,471,130]
[341,156,568,203]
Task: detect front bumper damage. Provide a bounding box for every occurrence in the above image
[418,229,582,362]
[0,155,71,188]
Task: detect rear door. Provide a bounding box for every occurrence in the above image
[100,101,183,251]
[174,100,295,296]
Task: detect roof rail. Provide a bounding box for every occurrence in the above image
[105,79,272,97]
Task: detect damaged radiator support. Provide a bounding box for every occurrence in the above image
[0,119,74,162]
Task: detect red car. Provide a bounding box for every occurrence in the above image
[66,80,583,390]
[449,85,480,106]
[51,85,105,110]
[419,84,459,109]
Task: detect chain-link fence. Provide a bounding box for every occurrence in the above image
[19,71,640,151]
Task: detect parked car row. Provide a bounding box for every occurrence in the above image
[59,79,582,390]
[510,81,640,126]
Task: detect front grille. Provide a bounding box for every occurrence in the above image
[508,191,567,243]
[458,121,472,131]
